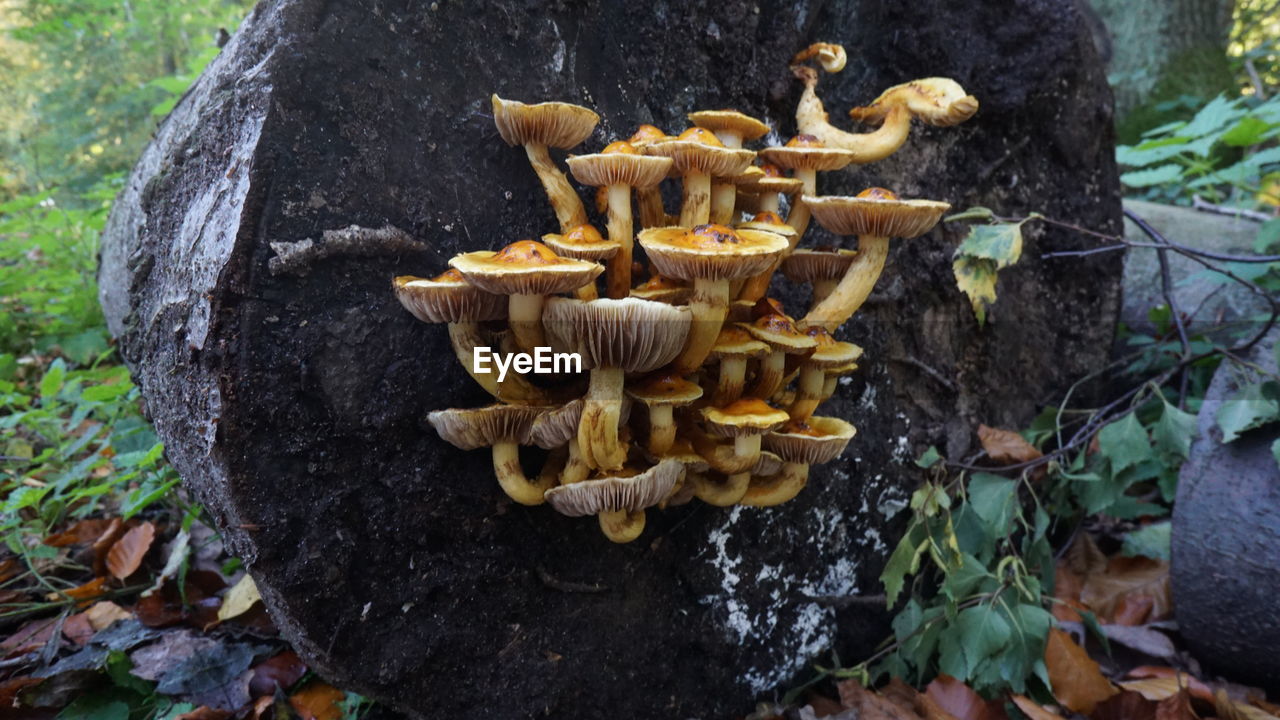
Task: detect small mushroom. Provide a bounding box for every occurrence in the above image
[706,326,769,406]
[450,239,603,353]
[567,141,673,299]
[543,297,691,471]
[800,188,950,331]
[638,224,788,374]
[531,397,631,485]
[688,109,771,224]
[744,416,855,507]
[393,270,548,405]
[491,95,599,232]
[790,42,847,73]
[699,397,790,474]
[692,450,784,507]
[757,135,856,240]
[735,211,800,301]
[544,459,685,542]
[781,248,858,306]
[630,274,692,305]
[641,438,710,508]
[627,124,676,228]
[626,372,704,456]
[788,327,863,422]
[644,127,755,227]
[820,361,859,404]
[743,312,817,400]
[541,224,620,300]
[736,163,804,216]
[428,404,553,505]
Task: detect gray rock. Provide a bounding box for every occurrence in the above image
[96,0,1122,716]
[1173,328,1280,692]
[1121,199,1270,342]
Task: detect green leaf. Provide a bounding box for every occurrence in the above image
[1179,95,1244,139]
[1098,413,1151,474]
[955,222,1024,268]
[1079,609,1112,655]
[953,255,999,326]
[881,523,927,607]
[944,207,995,223]
[1121,522,1172,561]
[949,604,1013,681]
[57,695,131,720]
[1245,146,1280,167]
[915,446,943,468]
[82,382,133,403]
[967,473,1017,537]
[1217,381,1280,442]
[943,552,992,601]
[1254,219,1280,254]
[893,599,924,644]
[1120,164,1184,188]
[39,358,67,403]
[1222,116,1272,146]
[1273,438,1280,471]
[1153,400,1196,462]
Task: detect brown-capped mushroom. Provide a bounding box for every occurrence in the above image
[428,404,552,505]
[544,459,684,542]
[706,326,769,406]
[541,224,620,300]
[745,416,855,506]
[743,312,817,400]
[567,141,672,299]
[644,127,755,227]
[788,327,863,422]
[393,270,549,405]
[626,372,704,456]
[700,397,790,474]
[450,239,603,353]
[638,224,788,374]
[543,297,691,471]
[491,95,599,232]
[800,188,950,331]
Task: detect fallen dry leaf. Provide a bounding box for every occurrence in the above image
[174,708,232,720]
[1122,668,1214,704]
[61,613,95,646]
[1079,556,1171,624]
[1,617,59,654]
[1098,624,1177,660]
[43,518,114,548]
[1065,533,1107,577]
[925,674,1006,720]
[978,425,1043,465]
[881,678,958,720]
[290,681,346,720]
[1155,687,1195,720]
[1091,690,1157,720]
[250,651,308,697]
[218,573,262,622]
[48,576,110,606]
[1250,696,1280,717]
[85,601,132,631]
[107,521,156,580]
[837,679,924,720]
[1111,594,1155,626]
[91,517,125,576]
[1044,628,1117,714]
[1010,695,1066,720]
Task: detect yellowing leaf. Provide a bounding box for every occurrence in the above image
[953,256,998,325]
[1044,628,1117,714]
[218,573,263,621]
[84,600,132,630]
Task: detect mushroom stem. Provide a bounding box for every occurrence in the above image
[741,463,809,507]
[599,509,645,543]
[739,171,814,302]
[803,235,889,331]
[447,322,549,405]
[710,181,737,225]
[788,365,827,421]
[492,441,554,505]
[748,350,786,399]
[647,404,677,456]
[575,283,599,300]
[711,357,748,406]
[605,184,635,299]
[561,438,590,485]
[733,434,763,470]
[524,142,588,232]
[821,374,839,403]
[692,471,751,506]
[508,293,547,353]
[794,72,912,161]
[637,186,668,228]
[579,366,627,471]
[759,193,781,215]
[671,278,729,375]
[812,278,838,304]
[679,170,713,227]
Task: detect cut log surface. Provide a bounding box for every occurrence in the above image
[98,1,1122,717]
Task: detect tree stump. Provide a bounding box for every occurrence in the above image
[98,1,1122,716]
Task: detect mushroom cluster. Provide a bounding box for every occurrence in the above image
[393,43,976,542]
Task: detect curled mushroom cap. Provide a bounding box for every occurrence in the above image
[449,240,603,295]
[542,224,621,262]
[802,192,950,238]
[702,397,790,437]
[392,269,506,324]
[849,77,979,128]
[763,416,857,465]
[791,42,847,73]
[491,95,600,149]
[544,459,684,517]
[639,224,789,282]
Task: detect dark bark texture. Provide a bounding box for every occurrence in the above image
[1173,331,1280,693]
[98,1,1122,717]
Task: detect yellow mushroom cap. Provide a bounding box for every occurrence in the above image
[630,274,692,305]
[428,404,552,450]
[392,270,507,324]
[708,326,769,361]
[542,225,621,261]
[701,397,790,437]
[763,416,857,464]
[566,151,673,188]
[848,77,979,127]
[758,143,857,172]
[781,248,858,284]
[801,194,950,238]
[744,313,817,353]
[688,109,771,142]
[643,139,755,178]
[627,124,671,147]
[803,327,864,369]
[638,224,788,282]
[449,240,603,295]
[626,372,704,407]
[491,94,599,149]
[543,459,685,516]
[736,212,798,241]
[542,297,691,372]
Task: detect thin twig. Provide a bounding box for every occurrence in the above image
[889,356,957,393]
[1192,195,1272,222]
[535,565,608,594]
